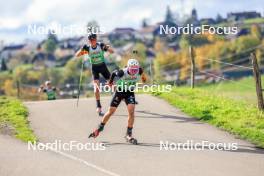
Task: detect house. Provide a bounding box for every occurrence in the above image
[114,42,134,57]
[109,28,136,41]
[227,11,261,22]
[200,18,216,25]
[138,25,158,44]
[0,44,26,60]
[185,8,200,26]
[162,69,181,82]
[56,38,78,58]
[32,45,56,69]
[55,36,86,66]
[58,37,83,50]
[98,33,110,43]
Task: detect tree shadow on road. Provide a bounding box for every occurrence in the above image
[101,141,160,148]
[227,148,264,155]
[115,110,202,124]
[101,141,264,155]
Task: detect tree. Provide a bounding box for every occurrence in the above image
[153,58,162,82]
[251,24,262,41]
[235,35,261,54]
[12,65,33,83]
[47,31,58,43]
[191,9,198,21]
[179,34,210,49]
[142,18,148,28]
[165,6,174,23]
[87,20,100,34]
[63,59,83,84]
[47,68,63,86]
[44,31,58,54]
[133,43,147,65]
[154,38,165,52]
[44,39,56,54]
[120,42,147,68]
[0,58,7,71]
[3,79,16,96]
[179,34,192,49]
[216,14,224,23]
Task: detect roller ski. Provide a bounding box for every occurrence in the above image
[88,129,100,138]
[125,135,138,145]
[88,123,105,138]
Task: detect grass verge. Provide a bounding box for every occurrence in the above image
[152,87,264,148]
[0,96,37,142]
[197,76,259,106]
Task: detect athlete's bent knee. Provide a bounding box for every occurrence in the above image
[128,109,135,116]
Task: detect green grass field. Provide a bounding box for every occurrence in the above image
[243,18,264,24]
[153,85,264,148]
[197,76,260,106]
[0,97,37,142]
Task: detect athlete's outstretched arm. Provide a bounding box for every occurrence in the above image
[75,45,90,58]
[106,45,114,54]
[75,48,88,57]
[38,85,44,93]
[101,43,114,54]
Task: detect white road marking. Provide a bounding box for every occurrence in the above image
[48,148,121,176]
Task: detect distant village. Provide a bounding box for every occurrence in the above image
[0,7,263,72]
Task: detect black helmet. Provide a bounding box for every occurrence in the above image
[88,34,97,40]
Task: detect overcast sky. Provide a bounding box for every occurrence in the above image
[0,0,263,44]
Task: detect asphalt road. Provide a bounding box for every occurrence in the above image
[0,94,264,176]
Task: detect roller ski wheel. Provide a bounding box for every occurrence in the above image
[125,135,138,145]
[96,108,104,117]
[98,111,104,116]
[88,129,100,138]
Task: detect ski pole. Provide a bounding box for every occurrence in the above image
[77,61,84,107]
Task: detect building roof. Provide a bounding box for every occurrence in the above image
[32,52,56,63]
[113,28,135,33]
[139,25,157,34]
[2,44,25,51]
[227,11,261,17]
[227,11,261,20]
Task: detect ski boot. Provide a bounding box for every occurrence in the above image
[125,135,138,145]
[89,123,105,138]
